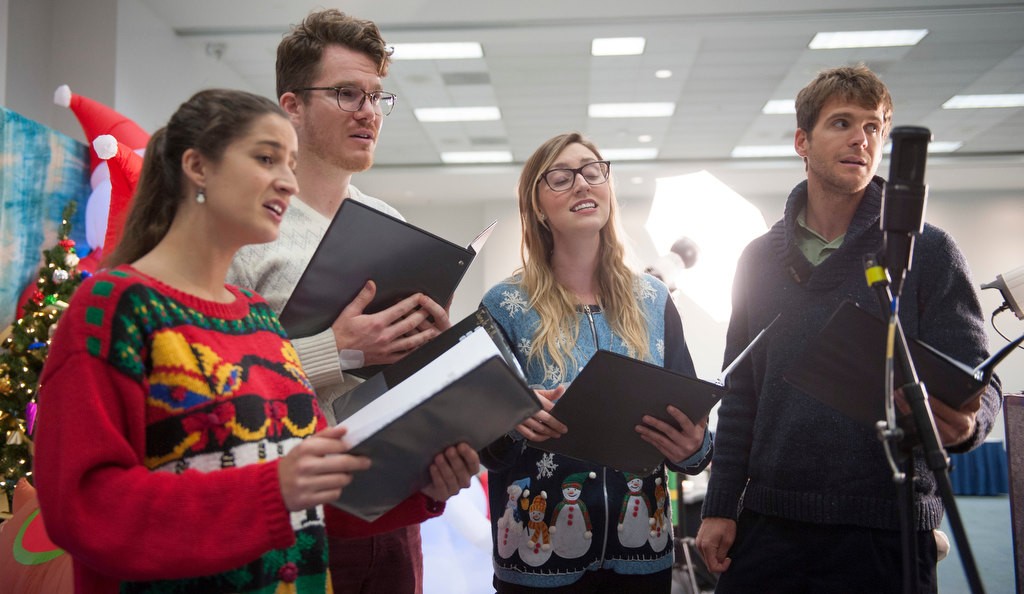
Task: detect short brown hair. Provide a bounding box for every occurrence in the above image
[276,9,392,99]
[795,64,893,137]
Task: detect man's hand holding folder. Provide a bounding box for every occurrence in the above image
[329,279,450,369]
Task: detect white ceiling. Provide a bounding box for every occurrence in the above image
[136,0,1024,206]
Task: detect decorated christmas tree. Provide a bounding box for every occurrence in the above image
[0,202,88,506]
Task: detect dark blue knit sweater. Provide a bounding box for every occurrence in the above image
[703,176,1002,531]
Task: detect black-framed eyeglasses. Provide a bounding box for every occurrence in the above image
[291,86,398,116]
[538,161,611,192]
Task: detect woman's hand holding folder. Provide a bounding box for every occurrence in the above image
[514,386,569,442]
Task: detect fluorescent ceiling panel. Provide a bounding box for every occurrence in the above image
[942,94,1024,109]
[731,145,795,158]
[591,37,646,56]
[809,29,928,49]
[440,151,513,164]
[602,148,659,160]
[883,141,963,154]
[762,99,796,115]
[414,106,501,122]
[589,103,675,118]
[391,42,483,60]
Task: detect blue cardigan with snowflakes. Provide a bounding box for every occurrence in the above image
[480,273,712,588]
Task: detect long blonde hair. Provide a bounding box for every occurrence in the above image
[515,132,650,379]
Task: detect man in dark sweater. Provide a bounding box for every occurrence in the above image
[696,64,1002,593]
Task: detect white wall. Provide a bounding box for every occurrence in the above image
[1,0,255,141]
[114,0,254,134]
[0,0,9,103]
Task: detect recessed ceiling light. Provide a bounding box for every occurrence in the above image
[589,103,675,118]
[390,42,483,60]
[440,151,513,164]
[602,148,659,160]
[655,69,673,79]
[414,106,501,122]
[638,135,653,143]
[942,94,1024,109]
[631,177,645,185]
[762,99,796,115]
[591,37,646,56]
[809,29,928,49]
[731,145,795,158]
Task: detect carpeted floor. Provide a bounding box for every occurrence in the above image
[937,494,1014,594]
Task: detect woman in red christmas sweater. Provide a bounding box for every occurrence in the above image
[32,89,476,594]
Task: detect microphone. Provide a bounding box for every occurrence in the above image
[880,126,932,297]
[981,264,1024,320]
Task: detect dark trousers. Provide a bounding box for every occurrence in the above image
[494,567,672,593]
[328,524,422,594]
[714,510,938,594]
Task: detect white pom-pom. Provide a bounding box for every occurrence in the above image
[588,472,596,479]
[522,489,529,499]
[54,84,72,107]
[548,526,557,534]
[93,135,118,160]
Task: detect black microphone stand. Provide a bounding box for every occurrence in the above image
[863,257,985,594]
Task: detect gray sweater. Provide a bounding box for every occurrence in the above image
[703,176,1002,531]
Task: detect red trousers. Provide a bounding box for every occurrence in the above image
[328,524,423,594]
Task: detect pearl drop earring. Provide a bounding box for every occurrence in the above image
[196,189,206,204]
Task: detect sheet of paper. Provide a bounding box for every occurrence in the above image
[340,327,500,446]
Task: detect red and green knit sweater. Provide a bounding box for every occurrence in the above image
[34,266,331,594]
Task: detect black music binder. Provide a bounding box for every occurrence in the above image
[530,351,724,475]
[330,309,539,521]
[785,300,1016,427]
[278,198,496,343]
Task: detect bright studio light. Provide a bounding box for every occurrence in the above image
[645,170,768,322]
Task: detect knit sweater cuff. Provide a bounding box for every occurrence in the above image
[668,430,712,473]
[259,461,299,548]
[292,330,343,389]
[701,486,744,520]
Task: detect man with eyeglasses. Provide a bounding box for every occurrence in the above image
[228,9,479,594]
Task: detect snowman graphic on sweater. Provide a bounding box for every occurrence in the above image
[648,477,670,552]
[617,473,654,548]
[550,471,595,559]
[497,477,530,559]
[518,491,552,567]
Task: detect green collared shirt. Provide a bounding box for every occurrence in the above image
[795,207,845,265]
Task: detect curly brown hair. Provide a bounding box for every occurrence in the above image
[276,9,392,100]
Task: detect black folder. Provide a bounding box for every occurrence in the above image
[278,198,496,344]
[530,351,725,475]
[784,300,1016,427]
[329,309,539,521]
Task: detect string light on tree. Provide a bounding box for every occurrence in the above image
[0,202,86,505]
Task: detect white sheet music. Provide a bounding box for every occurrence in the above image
[340,328,500,447]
